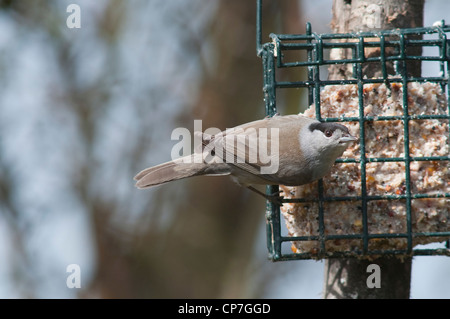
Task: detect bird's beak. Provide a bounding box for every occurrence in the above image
[339,134,358,144]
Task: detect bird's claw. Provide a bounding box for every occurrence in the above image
[266,193,285,206]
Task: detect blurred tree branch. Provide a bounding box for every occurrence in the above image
[0,0,303,298]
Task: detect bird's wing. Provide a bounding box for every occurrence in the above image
[200,115,313,178]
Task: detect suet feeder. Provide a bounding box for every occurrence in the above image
[257,0,450,261]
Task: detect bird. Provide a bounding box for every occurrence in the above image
[134,114,357,204]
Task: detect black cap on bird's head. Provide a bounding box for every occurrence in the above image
[309,122,357,144]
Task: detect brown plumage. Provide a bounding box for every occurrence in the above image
[134,114,356,203]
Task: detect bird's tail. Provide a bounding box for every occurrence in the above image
[134,155,229,188]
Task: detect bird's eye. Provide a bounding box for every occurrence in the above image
[325,130,333,137]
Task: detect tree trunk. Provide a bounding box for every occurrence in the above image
[324,0,424,299]
[328,0,424,80]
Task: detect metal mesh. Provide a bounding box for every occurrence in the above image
[257,4,450,261]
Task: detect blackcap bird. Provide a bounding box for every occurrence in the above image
[134,114,357,204]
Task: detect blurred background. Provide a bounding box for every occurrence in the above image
[0,0,449,298]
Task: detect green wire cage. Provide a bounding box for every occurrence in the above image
[257,1,450,261]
